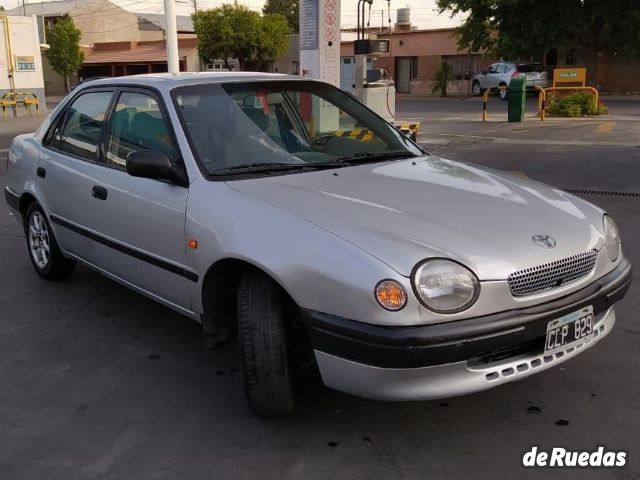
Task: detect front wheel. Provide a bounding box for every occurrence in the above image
[238,270,295,418]
[471,81,482,96]
[24,203,76,280]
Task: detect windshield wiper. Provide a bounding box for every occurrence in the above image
[334,151,418,164]
[210,162,344,176]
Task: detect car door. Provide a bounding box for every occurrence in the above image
[483,63,502,88]
[38,89,116,263]
[84,88,193,312]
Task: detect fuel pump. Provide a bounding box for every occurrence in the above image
[299,0,396,122]
[352,0,395,121]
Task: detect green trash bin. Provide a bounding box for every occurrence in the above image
[507,76,526,122]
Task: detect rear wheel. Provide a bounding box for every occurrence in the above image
[471,80,482,96]
[499,84,508,100]
[24,203,75,280]
[238,270,295,418]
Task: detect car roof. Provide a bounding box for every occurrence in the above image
[81,71,305,89]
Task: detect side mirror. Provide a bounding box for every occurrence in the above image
[126,151,187,186]
[481,69,487,75]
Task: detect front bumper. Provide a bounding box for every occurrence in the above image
[304,258,631,401]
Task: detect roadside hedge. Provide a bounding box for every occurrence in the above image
[547,92,607,117]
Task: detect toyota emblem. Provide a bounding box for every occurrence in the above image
[532,234,557,249]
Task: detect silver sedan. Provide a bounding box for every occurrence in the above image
[4,73,631,417]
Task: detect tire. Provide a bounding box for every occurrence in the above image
[24,203,75,280]
[471,81,482,96]
[238,270,295,418]
[499,84,508,100]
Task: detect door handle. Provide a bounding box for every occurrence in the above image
[36,167,46,178]
[92,185,108,201]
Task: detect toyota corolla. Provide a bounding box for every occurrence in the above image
[4,73,631,417]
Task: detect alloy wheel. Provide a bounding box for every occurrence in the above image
[28,211,50,269]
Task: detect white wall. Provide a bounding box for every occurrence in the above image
[0,15,46,109]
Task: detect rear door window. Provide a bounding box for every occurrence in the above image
[56,91,113,161]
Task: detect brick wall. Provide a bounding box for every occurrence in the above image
[416,55,442,81]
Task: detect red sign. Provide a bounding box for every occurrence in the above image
[325,27,336,41]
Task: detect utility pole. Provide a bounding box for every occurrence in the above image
[164,0,180,74]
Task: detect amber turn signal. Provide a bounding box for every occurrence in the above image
[188,239,198,249]
[375,280,407,311]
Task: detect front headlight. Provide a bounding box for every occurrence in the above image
[412,259,480,313]
[603,215,621,262]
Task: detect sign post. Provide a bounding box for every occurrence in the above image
[299,0,341,133]
[164,0,180,74]
[299,0,341,86]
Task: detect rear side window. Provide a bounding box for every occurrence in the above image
[106,91,179,169]
[56,91,113,161]
[518,63,545,73]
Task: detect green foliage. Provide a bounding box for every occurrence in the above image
[263,0,298,33]
[432,60,454,97]
[193,5,290,70]
[46,16,84,90]
[597,102,608,115]
[547,92,602,117]
[436,0,640,62]
[257,14,291,61]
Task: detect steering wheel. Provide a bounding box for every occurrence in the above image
[310,133,336,148]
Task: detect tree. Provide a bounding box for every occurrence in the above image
[256,14,291,62]
[193,5,289,70]
[46,16,84,92]
[263,0,298,33]
[432,60,454,97]
[437,0,640,85]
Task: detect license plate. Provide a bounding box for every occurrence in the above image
[545,306,594,353]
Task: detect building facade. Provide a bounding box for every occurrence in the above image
[341,28,496,94]
[0,15,47,111]
[5,0,196,95]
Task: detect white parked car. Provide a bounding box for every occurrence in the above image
[472,62,550,99]
[4,73,631,417]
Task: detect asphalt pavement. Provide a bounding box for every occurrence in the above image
[1,98,639,480]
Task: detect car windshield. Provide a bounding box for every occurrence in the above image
[172,80,422,176]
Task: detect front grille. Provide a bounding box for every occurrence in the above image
[508,250,598,297]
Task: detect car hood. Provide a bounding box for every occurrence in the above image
[228,156,605,279]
